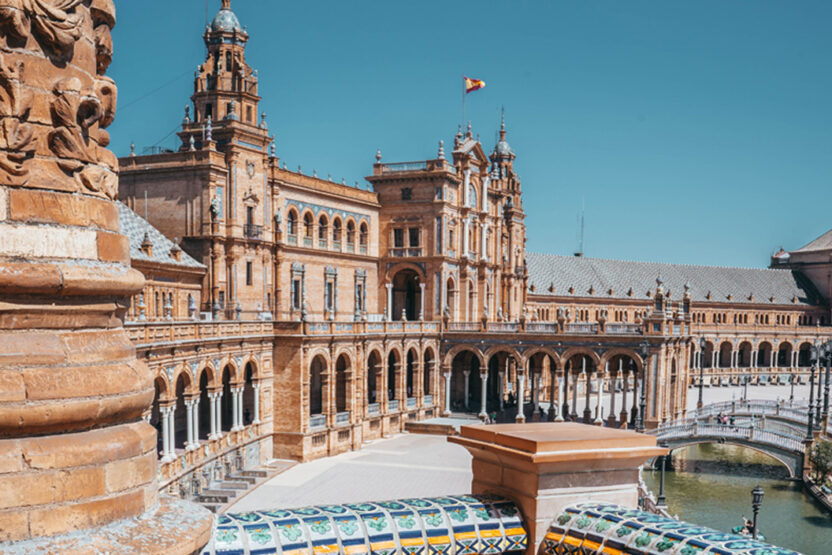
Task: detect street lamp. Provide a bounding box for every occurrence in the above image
[751,485,765,540]
[789,373,795,406]
[820,340,832,426]
[807,345,817,441]
[657,443,668,508]
[638,340,649,433]
[698,337,706,410]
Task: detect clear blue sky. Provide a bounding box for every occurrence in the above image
[109,1,832,268]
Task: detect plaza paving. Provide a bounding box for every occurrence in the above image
[228,383,815,513]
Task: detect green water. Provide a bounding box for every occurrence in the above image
[643,444,832,555]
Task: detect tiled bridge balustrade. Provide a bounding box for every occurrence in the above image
[127,320,275,498]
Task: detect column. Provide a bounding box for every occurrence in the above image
[443,371,452,416]
[555,371,565,422]
[231,388,240,430]
[570,368,578,421]
[531,371,539,413]
[608,362,618,426]
[193,398,200,446]
[620,367,629,427]
[386,283,393,321]
[237,388,244,429]
[582,360,592,423]
[594,372,604,425]
[419,282,426,320]
[215,392,223,437]
[516,370,526,423]
[548,368,557,421]
[208,393,218,439]
[184,399,195,451]
[463,370,471,411]
[160,406,173,461]
[253,383,261,423]
[498,371,505,411]
[479,372,488,419]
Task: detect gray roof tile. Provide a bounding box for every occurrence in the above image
[117,202,205,269]
[526,252,821,306]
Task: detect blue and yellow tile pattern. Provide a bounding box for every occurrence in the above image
[543,503,802,555]
[201,495,528,555]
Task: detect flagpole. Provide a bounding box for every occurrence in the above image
[461,75,466,130]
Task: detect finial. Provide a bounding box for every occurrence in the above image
[354,180,359,188]
[221,0,231,9]
[684,282,691,292]
[437,140,445,160]
[270,142,276,157]
[656,275,663,286]
[298,165,302,174]
[260,112,268,130]
[341,177,346,185]
[499,106,507,141]
[454,124,462,147]
[375,148,382,163]
[466,121,472,137]
[183,105,191,124]
[327,173,332,181]
[313,169,317,177]
[129,142,135,157]
[189,135,195,151]
[205,115,213,141]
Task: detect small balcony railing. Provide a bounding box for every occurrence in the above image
[606,323,642,335]
[367,403,380,415]
[564,323,599,334]
[335,411,350,425]
[318,238,327,248]
[423,394,433,407]
[333,240,341,251]
[359,245,367,255]
[346,242,355,253]
[309,414,326,429]
[388,399,399,412]
[303,236,313,247]
[406,397,417,409]
[388,247,423,257]
[244,224,263,240]
[287,233,297,245]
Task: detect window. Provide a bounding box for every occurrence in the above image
[332,219,342,245]
[291,279,301,310]
[325,281,334,312]
[401,187,412,201]
[246,261,253,286]
[205,103,213,120]
[218,290,225,309]
[246,206,253,226]
[393,228,404,248]
[346,221,355,245]
[246,106,253,123]
[359,222,368,253]
[318,215,328,247]
[225,51,232,72]
[226,102,233,118]
[408,228,420,248]
[287,210,297,235]
[303,213,313,236]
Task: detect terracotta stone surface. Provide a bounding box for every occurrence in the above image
[450,423,666,554]
[0,0,211,549]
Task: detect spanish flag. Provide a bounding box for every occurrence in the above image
[464,76,485,94]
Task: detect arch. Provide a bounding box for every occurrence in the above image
[332,216,342,245]
[757,341,773,367]
[174,372,191,449]
[287,208,299,236]
[521,347,561,370]
[346,219,356,246]
[335,354,349,413]
[391,268,422,321]
[450,349,482,412]
[309,354,326,416]
[405,348,418,399]
[663,439,799,479]
[242,361,256,426]
[423,346,436,396]
[798,342,813,367]
[445,276,457,319]
[366,350,382,406]
[737,341,753,368]
[718,341,733,368]
[482,345,523,367]
[221,365,233,432]
[701,340,715,368]
[196,363,217,391]
[317,213,329,245]
[302,210,314,238]
[599,348,643,374]
[198,368,210,440]
[387,349,402,402]
[777,341,794,367]
[560,348,602,369]
[445,344,486,368]
[359,221,369,249]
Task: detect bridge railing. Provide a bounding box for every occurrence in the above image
[655,418,806,454]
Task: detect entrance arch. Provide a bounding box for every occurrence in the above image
[392,269,421,321]
[335,354,349,413]
[450,350,481,412]
[309,355,325,416]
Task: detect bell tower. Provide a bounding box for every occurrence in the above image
[187,0,262,142]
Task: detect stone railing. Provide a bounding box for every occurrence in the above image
[335,411,351,426]
[126,320,274,346]
[606,323,643,335]
[388,399,400,412]
[303,320,440,336]
[309,414,327,429]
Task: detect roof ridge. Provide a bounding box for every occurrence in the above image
[525,251,788,273]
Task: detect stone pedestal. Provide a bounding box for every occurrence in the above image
[0,0,211,550]
[449,422,665,554]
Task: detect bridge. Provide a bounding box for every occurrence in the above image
[653,400,811,478]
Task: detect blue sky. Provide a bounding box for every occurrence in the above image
[109,1,832,268]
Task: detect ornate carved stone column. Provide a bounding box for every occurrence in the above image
[0,1,211,550]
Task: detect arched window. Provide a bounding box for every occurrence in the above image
[318,215,328,247]
[346,220,355,248]
[287,210,298,236]
[303,213,313,236]
[225,51,232,73]
[332,218,342,247]
[467,183,477,208]
[359,222,368,252]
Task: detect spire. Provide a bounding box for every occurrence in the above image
[499,106,506,141]
[221,0,231,8]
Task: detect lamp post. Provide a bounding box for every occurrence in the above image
[698,337,706,410]
[807,345,817,441]
[743,374,749,403]
[789,373,795,406]
[657,443,668,508]
[821,341,832,426]
[638,340,649,433]
[751,485,764,540]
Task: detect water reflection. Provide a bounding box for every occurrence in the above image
[643,444,830,555]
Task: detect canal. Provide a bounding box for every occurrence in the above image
[643,444,832,555]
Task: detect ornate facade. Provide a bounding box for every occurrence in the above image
[116,0,831,504]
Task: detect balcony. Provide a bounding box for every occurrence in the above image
[367,403,380,416]
[606,323,642,335]
[309,414,326,429]
[335,411,351,426]
[388,399,400,412]
[388,247,423,257]
[564,323,599,334]
[287,233,297,245]
[303,236,313,247]
[244,223,263,240]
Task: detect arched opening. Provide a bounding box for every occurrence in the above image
[392,269,421,321]
[317,214,328,247]
[198,370,210,440]
[221,366,233,432]
[310,355,325,416]
[777,342,793,367]
[423,348,435,397]
[174,373,190,449]
[798,343,813,367]
[718,342,732,368]
[564,353,597,423]
[737,342,753,368]
[332,218,342,248]
[702,341,714,368]
[607,354,639,427]
[242,362,255,426]
[466,280,476,321]
[758,342,773,367]
[151,377,166,454]
[287,209,298,236]
[359,222,368,252]
[668,359,678,419]
[335,354,348,413]
[446,277,456,319]
[303,212,314,239]
[387,350,400,402]
[346,220,356,247]
[450,350,481,412]
[406,349,416,399]
[367,351,381,406]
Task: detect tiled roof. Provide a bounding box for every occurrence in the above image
[793,229,832,253]
[526,252,821,306]
[117,202,205,269]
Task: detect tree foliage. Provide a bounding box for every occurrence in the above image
[809,439,832,484]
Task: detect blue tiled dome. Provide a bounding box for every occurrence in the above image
[495,139,514,156]
[211,8,241,33]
